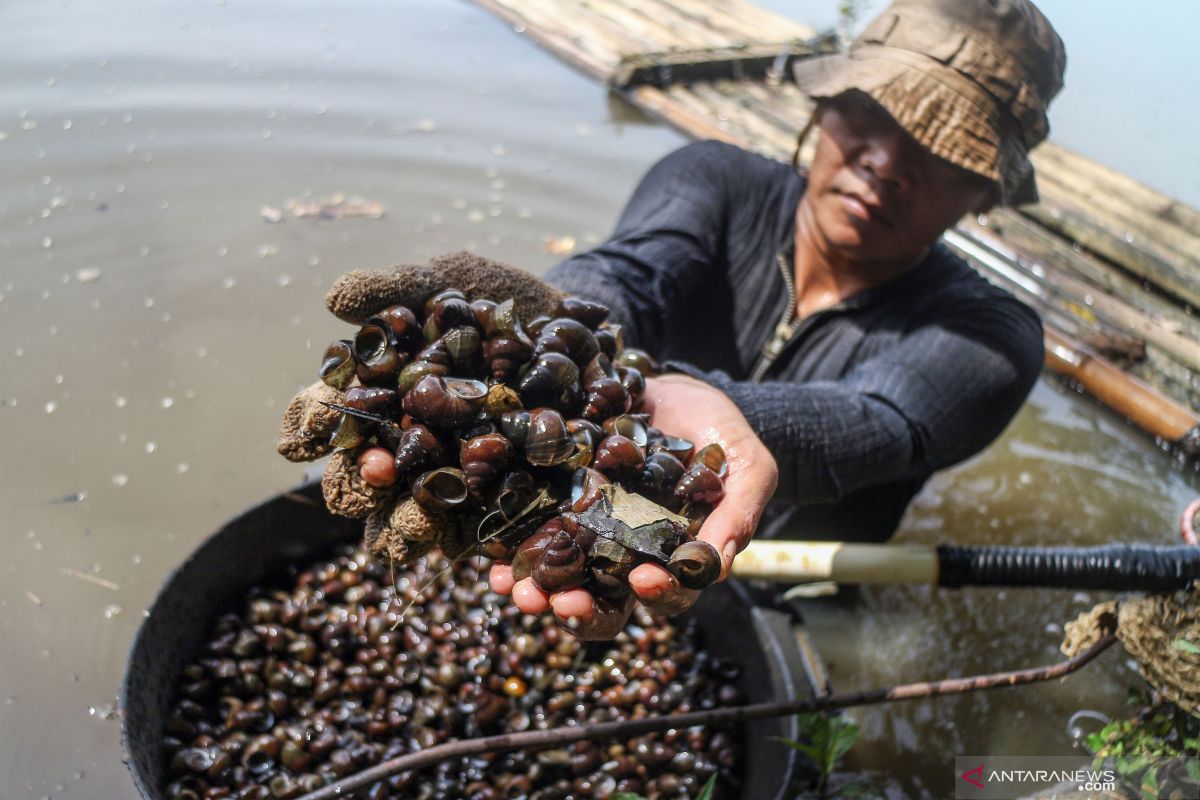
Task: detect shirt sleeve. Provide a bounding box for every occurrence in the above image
[672,297,1044,504]
[544,140,737,347]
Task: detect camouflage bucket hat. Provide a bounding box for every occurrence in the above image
[792,0,1066,206]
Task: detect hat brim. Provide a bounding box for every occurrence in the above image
[792,50,1038,206]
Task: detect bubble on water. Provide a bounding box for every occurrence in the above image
[307,254,320,267]
[103,602,122,619]
[222,276,236,289]
[517,207,532,219]
[139,244,150,256]
[75,267,102,282]
[451,198,467,210]
[260,128,272,139]
[115,395,127,407]
[258,244,279,258]
[121,112,132,123]
[277,274,291,287]
[175,462,190,474]
[467,209,484,224]
[41,237,52,248]
[0,132,7,142]
[144,441,157,454]
[143,296,154,307]
[217,245,228,257]
[89,702,117,719]
[44,401,57,414]
[131,554,141,565]
[54,374,64,385]
[62,118,72,130]
[196,346,208,358]
[161,396,174,409]
[111,472,130,487]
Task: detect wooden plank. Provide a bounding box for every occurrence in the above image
[614,42,830,89]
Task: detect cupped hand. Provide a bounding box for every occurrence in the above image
[489,373,779,639]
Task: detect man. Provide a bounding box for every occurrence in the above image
[490,0,1066,636]
[289,0,1066,639]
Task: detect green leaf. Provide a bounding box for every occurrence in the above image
[828,720,861,765]
[1174,639,1200,655]
[774,736,821,762]
[1186,758,1200,782]
[694,774,718,800]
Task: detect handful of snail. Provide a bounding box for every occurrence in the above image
[282,288,725,598]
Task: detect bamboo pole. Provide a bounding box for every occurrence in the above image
[295,635,1116,800]
[731,541,937,584]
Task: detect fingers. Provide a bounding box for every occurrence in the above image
[511,578,551,614]
[628,563,699,615]
[488,563,515,595]
[698,440,778,580]
[551,591,637,641]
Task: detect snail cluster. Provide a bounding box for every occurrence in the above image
[285,289,726,597]
[164,548,742,799]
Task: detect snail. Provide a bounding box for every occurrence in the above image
[403,375,489,428]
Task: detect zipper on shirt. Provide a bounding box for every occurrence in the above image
[750,252,801,382]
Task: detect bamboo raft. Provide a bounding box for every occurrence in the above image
[471,0,1200,453]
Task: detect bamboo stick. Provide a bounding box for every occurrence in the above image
[624,85,740,145]
[732,541,938,584]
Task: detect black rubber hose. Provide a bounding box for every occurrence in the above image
[936,544,1200,592]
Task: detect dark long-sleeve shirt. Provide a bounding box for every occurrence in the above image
[545,140,1043,542]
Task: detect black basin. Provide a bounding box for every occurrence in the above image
[120,481,809,799]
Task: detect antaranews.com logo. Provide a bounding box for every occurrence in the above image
[954,755,1191,799]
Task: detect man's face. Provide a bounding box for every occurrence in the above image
[802,91,995,266]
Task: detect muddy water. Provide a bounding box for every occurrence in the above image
[0,1,1196,798]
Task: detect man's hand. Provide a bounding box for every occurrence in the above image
[489,373,778,638]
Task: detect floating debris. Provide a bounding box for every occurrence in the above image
[47,491,88,505]
[26,591,42,606]
[285,193,384,220]
[61,567,121,591]
[75,268,102,283]
[259,205,283,223]
[542,234,576,255]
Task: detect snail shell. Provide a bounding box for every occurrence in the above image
[483,383,523,418]
[602,414,649,447]
[569,467,610,512]
[441,326,483,373]
[518,352,582,413]
[393,424,445,477]
[692,443,728,478]
[460,433,513,495]
[353,323,406,386]
[344,386,398,417]
[411,467,470,511]
[484,337,532,384]
[402,375,488,429]
[649,433,694,463]
[531,529,587,593]
[673,463,724,504]
[364,304,422,352]
[594,324,623,359]
[533,317,600,366]
[593,434,646,481]
[397,360,450,394]
[495,469,537,519]
[640,451,685,495]
[319,339,356,390]
[500,408,575,467]
[614,347,658,377]
[485,298,533,345]
[667,540,721,589]
[616,366,645,408]
[554,296,609,329]
[511,519,563,582]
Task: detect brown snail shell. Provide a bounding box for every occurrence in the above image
[616,365,645,408]
[511,519,563,582]
[431,292,475,332]
[518,352,582,413]
[614,347,658,377]
[649,433,694,463]
[674,463,724,504]
[667,540,721,589]
[554,296,609,329]
[397,359,450,394]
[484,336,532,383]
[469,298,496,331]
[344,386,398,417]
[593,434,646,481]
[533,317,600,366]
[569,467,610,512]
[594,324,623,359]
[567,418,604,450]
[393,424,445,477]
[640,451,686,495]
[441,326,483,373]
[495,469,537,519]
[531,529,587,593]
[500,408,574,467]
[460,433,513,495]
[411,467,470,511]
[329,413,366,449]
[402,375,488,428]
[353,323,406,386]
[485,297,533,345]
[525,314,551,337]
[318,339,356,389]
[692,442,728,478]
[364,304,422,352]
[601,415,649,448]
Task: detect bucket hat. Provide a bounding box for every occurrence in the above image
[792,0,1066,205]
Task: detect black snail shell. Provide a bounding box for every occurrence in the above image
[304,289,728,606]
